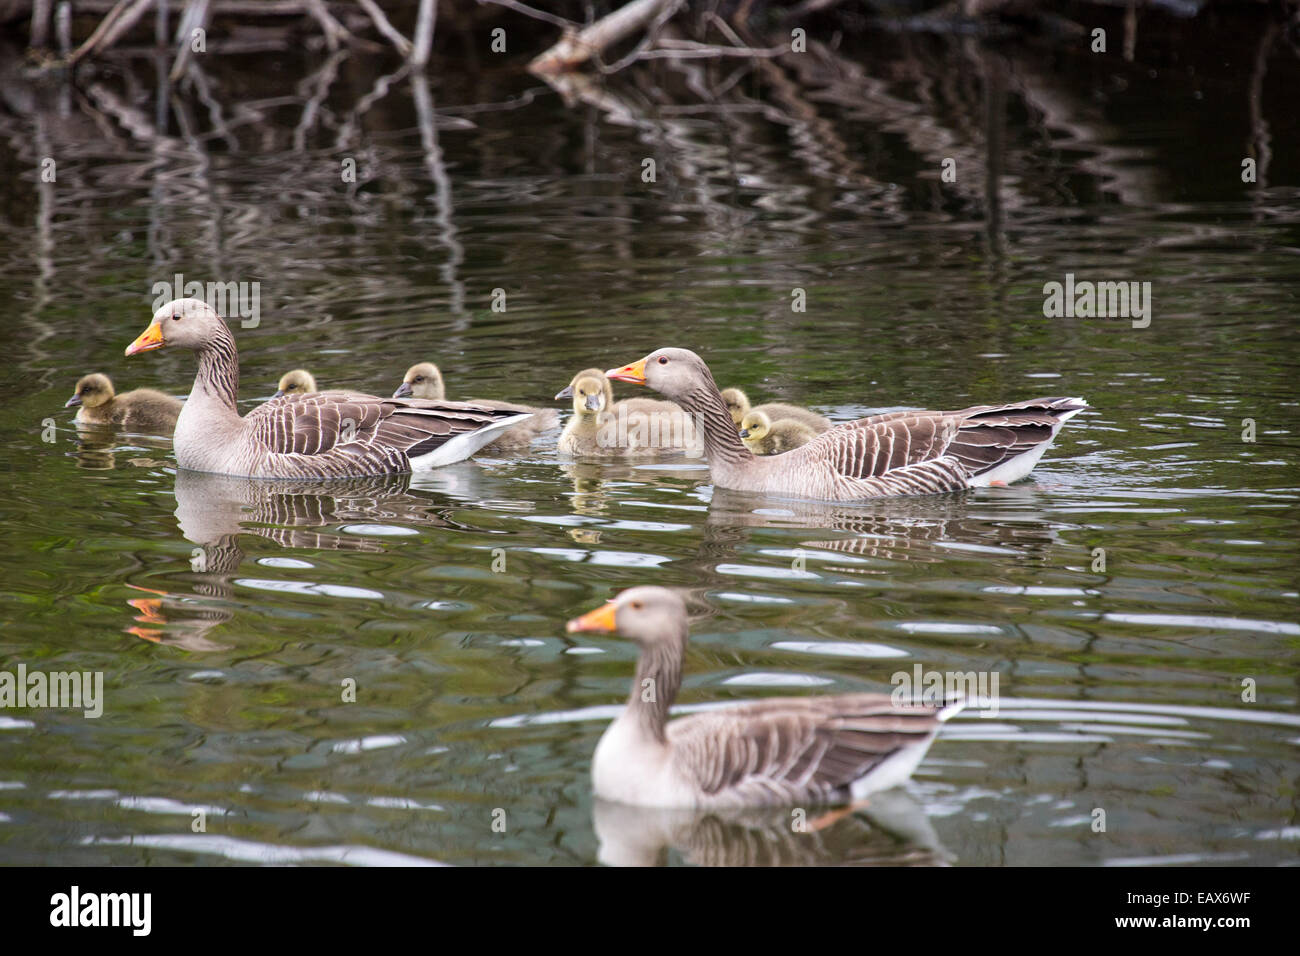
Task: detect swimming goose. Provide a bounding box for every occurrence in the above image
[65,373,182,433]
[555,368,700,458]
[721,387,831,434]
[606,348,1086,501]
[274,369,318,398]
[739,410,816,456]
[567,586,961,809]
[393,361,558,451]
[124,298,530,479]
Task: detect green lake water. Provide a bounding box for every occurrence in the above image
[0,18,1297,865]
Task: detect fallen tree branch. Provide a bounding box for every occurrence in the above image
[410,0,436,66]
[169,0,211,82]
[304,0,349,50]
[476,0,576,32]
[357,0,411,57]
[69,0,153,63]
[641,38,787,58]
[530,0,683,74]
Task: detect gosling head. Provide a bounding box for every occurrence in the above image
[393,362,445,400]
[555,368,611,417]
[565,585,689,649]
[721,388,750,427]
[274,369,317,398]
[66,373,115,409]
[738,409,772,444]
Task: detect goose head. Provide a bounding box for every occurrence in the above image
[555,368,612,418]
[566,585,688,649]
[394,362,445,400]
[66,373,115,409]
[125,298,226,356]
[274,369,317,398]
[606,348,714,405]
[738,409,772,444]
[720,388,749,427]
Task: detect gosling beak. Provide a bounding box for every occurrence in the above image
[554,385,574,401]
[738,429,750,438]
[606,357,647,385]
[65,394,82,408]
[584,394,602,411]
[393,382,413,399]
[273,389,286,399]
[125,322,165,356]
[566,600,619,634]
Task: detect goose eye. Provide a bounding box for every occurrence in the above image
[172,313,181,321]
[630,601,643,610]
[657,356,668,365]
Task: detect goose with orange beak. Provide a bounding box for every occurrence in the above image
[121,297,532,478]
[603,347,1086,501]
[566,585,962,809]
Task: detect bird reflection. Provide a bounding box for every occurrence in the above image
[593,788,951,867]
[123,470,449,649]
[70,422,173,472]
[558,460,709,517]
[706,486,1065,564]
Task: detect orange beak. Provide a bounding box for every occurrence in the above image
[128,597,166,625]
[125,322,165,356]
[566,600,619,634]
[605,357,647,385]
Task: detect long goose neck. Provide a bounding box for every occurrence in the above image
[193,322,241,413]
[673,373,754,468]
[626,636,684,745]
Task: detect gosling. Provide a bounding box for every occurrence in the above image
[721,387,830,434]
[393,361,557,451]
[274,369,317,398]
[739,410,817,455]
[65,373,181,434]
[556,368,697,458]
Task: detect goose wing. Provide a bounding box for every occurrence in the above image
[943,396,1087,477]
[668,695,949,804]
[794,397,1087,489]
[800,412,959,480]
[243,393,526,475]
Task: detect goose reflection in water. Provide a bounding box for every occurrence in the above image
[70,422,173,472]
[593,788,951,867]
[706,486,1068,565]
[123,470,451,650]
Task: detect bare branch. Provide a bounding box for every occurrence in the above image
[530,0,683,75]
[477,0,576,32]
[357,0,412,57]
[411,0,437,67]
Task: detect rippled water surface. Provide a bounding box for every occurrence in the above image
[1,18,1298,865]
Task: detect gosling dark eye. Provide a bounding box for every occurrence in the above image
[414,376,424,383]
[657,356,668,365]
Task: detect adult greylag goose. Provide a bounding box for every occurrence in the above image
[124,298,531,479]
[739,410,817,456]
[65,373,182,433]
[606,348,1087,501]
[721,387,831,434]
[555,368,700,458]
[393,361,558,451]
[567,586,961,809]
